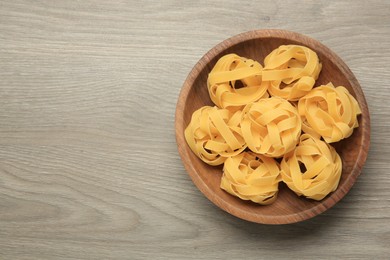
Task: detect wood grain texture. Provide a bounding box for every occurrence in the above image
[0,0,389,259]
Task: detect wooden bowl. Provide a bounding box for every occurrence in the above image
[175,29,370,224]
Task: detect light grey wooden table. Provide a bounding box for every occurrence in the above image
[1,1,389,259]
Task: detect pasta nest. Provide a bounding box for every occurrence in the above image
[263,45,322,101]
[298,83,362,143]
[207,53,268,110]
[184,106,246,166]
[241,97,301,157]
[221,151,281,205]
[281,134,342,200]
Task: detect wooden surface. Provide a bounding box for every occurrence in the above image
[0,0,389,259]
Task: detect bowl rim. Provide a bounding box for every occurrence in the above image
[175,29,371,224]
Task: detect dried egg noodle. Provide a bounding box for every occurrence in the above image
[207,54,268,109]
[241,97,301,157]
[298,83,361,143]
[263,45,322,101]
[184,106,246,166]
[281,134,342,200]
[221,152,281,205]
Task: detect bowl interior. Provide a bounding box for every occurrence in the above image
[176,30,370,224]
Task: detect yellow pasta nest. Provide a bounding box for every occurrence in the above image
[221,152,281,205]
[263,45,322,101]
[207,53,268,109]
[298,83,362,143]
[184,106,246,166]
[241,97,301,157]
[281,134,342,200]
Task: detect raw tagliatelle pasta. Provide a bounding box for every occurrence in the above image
[221,151,281,205]
[241,97,301,157]
[184,44,362,205]
[263,45,322,101]
[281,134,342,200]
[207,54,268,109]
[298,83,361,143]
[184,106,246,166]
